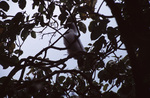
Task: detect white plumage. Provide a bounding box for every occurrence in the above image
[63,22,85,58]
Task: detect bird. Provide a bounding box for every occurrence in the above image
[63,22,85,58]
[63,22,85,68]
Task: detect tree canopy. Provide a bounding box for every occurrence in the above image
[0,0,150,98]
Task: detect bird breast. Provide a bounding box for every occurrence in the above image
[63,29,85,55]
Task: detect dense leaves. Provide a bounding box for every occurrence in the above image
[0,0,150,98]
[0,1,9,12]
[89,19,109,40]
[18,0,26,10]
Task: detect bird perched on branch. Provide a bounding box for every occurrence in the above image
[63,22,85,68]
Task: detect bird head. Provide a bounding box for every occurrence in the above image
[64,22,76,29]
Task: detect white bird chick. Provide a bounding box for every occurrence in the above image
[63,22,85,59]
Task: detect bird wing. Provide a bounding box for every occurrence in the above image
[76,38,85,52]
[63,27,85,57]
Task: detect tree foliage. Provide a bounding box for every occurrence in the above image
[0,0,150,97]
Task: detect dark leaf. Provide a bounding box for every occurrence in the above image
[93,36,105,52]
[31,31,36,38]
[89,21,103,40]
[40,16,45,27]
[64,77,72,88]
[78,22,86,33]
[26,15,29,21]
[8,43,16,53]
[100,19,109,30]
[38,4,44,13]
[98,70,109,82]
[47,2,55,19]
[116,77,122,87]
[84,47,90,51]
[33,0,39,6]
[37,70,44,78]
[18,0,26,10]
[14,49,23,56]
[88,21,96,32]
[103,84,109,91]
[0,56,10,69]
[91,28,102,40]
[53,15,57,17]
[12,0,18,3]
[21,28,29,41]
[58,76,66,84]
[0,1,9,12]
[11,55,19,64]
[32,0,40,9]
[98,70,104,79]
[12,12,24,24]
[97,60,105,68]
[77,77,85,92]
[107,27,118,49]
[58,10,68,25]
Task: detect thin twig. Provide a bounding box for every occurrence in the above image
[19,67,26,82]
[97,0,105,13]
